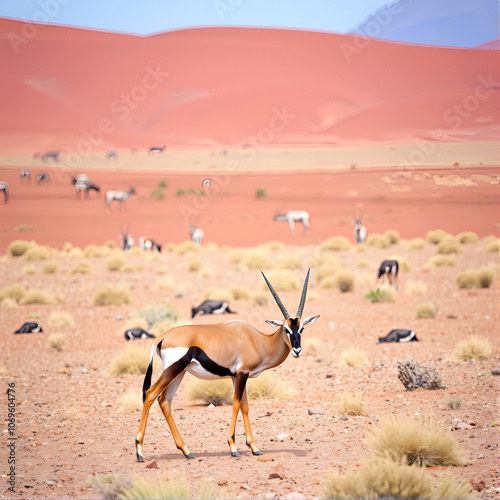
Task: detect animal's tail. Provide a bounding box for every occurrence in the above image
[226,305,237,314]
[142,341,160,403]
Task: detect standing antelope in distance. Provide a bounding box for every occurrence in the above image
[353,216,367,244]
[106,150,118,160]
[42,151,59,163]
[0,182,9,203]
[20,169,31,183]
[119,227,134,251]
[71,174,100,199]
[36,173,50,183]
[189,225,204,245]
[149,145,166,154]
[135,269,319,462]
[378,259,399,289]
[105,186,136,211]
[138,236,162,253]
[274,208,310,236]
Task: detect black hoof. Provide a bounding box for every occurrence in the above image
[137,454,144,463]
[185,453,195,459]
[253,450,263,456]
[231,451,240,458]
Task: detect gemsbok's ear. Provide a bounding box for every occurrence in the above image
[302,315,320,325]
[265,319,283,328]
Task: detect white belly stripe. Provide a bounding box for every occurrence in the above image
[161,347,189,370]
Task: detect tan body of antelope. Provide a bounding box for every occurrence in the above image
[135,270,319,462]
[274,209,310,235]
[105,186,136,211]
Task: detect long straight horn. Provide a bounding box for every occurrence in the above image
[261,271,290,319]
[296,268,311,318]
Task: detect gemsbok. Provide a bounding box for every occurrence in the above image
[378,259,399,289]
[42,151,59,163]
[20,169,31,183]
[71,175,100,199]
[149,145,166,154]
[274,209,310,236]
[138,236,162,253]
[189,225,204,245]
[353,217,367,244]
[36,173,50,183]
[135,269,319,462]
[105,186,136,211]
[119,227,134,251]
[0,181,9,203]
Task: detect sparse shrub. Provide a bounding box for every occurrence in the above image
[43,260,58,273]
[388,254,412,272]
[104,240,117,249]
[336,270,356,292]
[226,249,245,264]
[407,237,426,250]
[322,457,472,499]
[19,288,55,305]
[106,253,126,271]
[426,229,451,244]
[405,280,428,295]
[8,240,33,257]
[92,284,132,306]
[22,264,36,275]
[451,335,492,361]
[477,266,495,288]
[340,346,368,367]
[366,414,467,466]
[157,179,168,188]
[276,255,303,270]
[260,270,300,291]
[228,284,251,300]
[200,287,234,303]
[264,240,286,251]
[0,284,26,302]
[485,238,499,253]
[252,290,269,306]
[302,337,324,356]
[185,378,233,406]
[425,255,455,268]
[320,236,351,251]
[176,188,187,196]
[17,224,34,232]
[136,304,179,329]
[121,263,142,272]
[365,286,395,303]
[48,310,74,328]
[243,250,272,270]
[247,370,294,399]
[118,391,142,413]
[22,244,53,260]
[156,276,175,289]
[366,234,391,249]
[67,247,85,259]
[339,392,367,416]
[175,241,201,255]
[354,243,367,252]
[416,302,437,319]
[70,260,91,274]
[187,259,203,272]
[1,297,18,309]
[356,259,370,268]
[48,333,65,352]
[436,236,462,254]
[456,231,478,244]
[310,252,334,268]
[149,188,165,200]
[384,230,400,245]
[455,269,478,289]
[398,356,445,391]
[199,267,213,278]
[108,345,150,376]
[84,244,111,258]
[255,188,266,198]
[443,395,463,410]
[316,260,341,282]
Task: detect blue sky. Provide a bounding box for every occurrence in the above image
[0,0,396,35]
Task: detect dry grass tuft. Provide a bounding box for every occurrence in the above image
[451,335,492,361]
[175,241,201,256]
[118,476,205,500]
[84,244,111,258]
[22,264,36,275]
[424,255,455,269]
[228,283,251,300]
[365,285,396,303]
[316,261,342,284]
[356,259,370,268]
[67,247,85,259]
[456,267,494,289]
[320,236,351,251]
[22,244,53,260]
[242,250,272,270]
[276,255,303,270]
[302,337,324,356]
[366,234,391,249]
[416,302,438,319]
[92,284,132,306]
[108,345,150,376]
[398,356,445,391]
[366,414,467,466]
[252,290,269,306]
[426,229,451,244]
[443,395,464,410]
[200,287,234,303]
[62,406,82,420]
[43,260,58,273]
[405,280,428,295]
[122,317,149,333]
[187,259,203,272]
[485,238,499,253]
[19,288,55,305]
[225,249,245,264]
[136,304,179,329]
[0,283,27,302]
[1,297,18,309]
[384,229,400,245]
[335,270,356,292]
[247,370,295,399]
[388,254,412,272]
[185,378,233,406]
[156,276,175,289]
[340,346,368,367]
[48,310,75,328]
[118,391,143,413]
[106,253,126,271]
[323,457,472,499]
[70,260,91,274]
[48,333,65,352]
[260,270,300,291]
[456,231,479,244]
[8,240,34,257]
[339,392,367,416]
[407,237,426,250]
[477,267,495,288]
[436,236,462,254]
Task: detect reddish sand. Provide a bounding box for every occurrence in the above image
[0,163,498,253]
[1,19,499,154]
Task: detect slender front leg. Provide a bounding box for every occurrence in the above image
[240,387,262,455]
[228,372,249,457]
[288,219,295,236]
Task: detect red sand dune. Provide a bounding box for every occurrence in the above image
[1,18,499,155]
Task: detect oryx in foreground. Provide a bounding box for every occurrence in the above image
[274,209,310,236]
[20,169,31,183]
[0,182,9,203]
[191,300,236,318]
[378,259,399,289]
[135,269,319,462]
[138,236,162,253]
[105,186,136,211]
[353,216,367,244]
